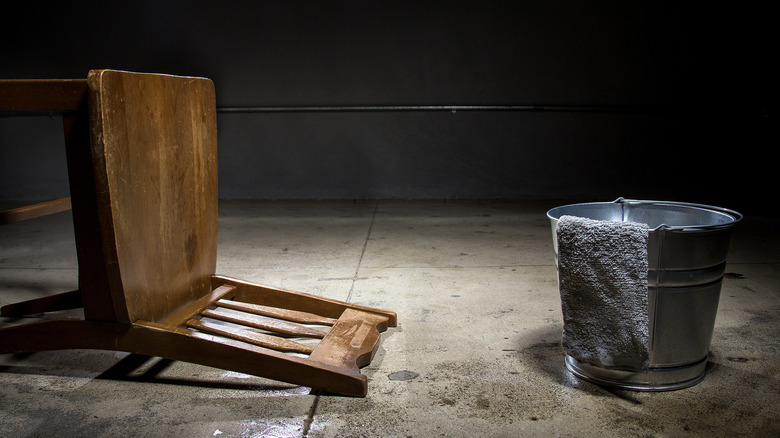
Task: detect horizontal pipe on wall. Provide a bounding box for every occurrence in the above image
[216,104,659,114]
[1,104,662,118]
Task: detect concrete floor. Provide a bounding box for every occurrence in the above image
[1,200,778,437]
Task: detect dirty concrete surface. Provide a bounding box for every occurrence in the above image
[1,200,778,437]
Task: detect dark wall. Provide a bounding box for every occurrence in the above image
[1,1,773,214]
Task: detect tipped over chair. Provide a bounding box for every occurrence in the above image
[0,70,396,397]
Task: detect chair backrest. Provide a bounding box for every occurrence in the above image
[76,70,219,324]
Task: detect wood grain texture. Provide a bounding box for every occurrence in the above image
[0,318,369,396]
[160,285,235,329]
[213,274,398,327]
[187,319,315,354]
[0,79,87,111]
[216,299,338,326]
[87,70,219,323]
[64,110,124,322]
[0,198,71,225]
[202,307,328,338]
[308,308,388,370]
[0,290,82,317]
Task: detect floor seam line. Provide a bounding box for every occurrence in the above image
[346,201,378,303]
[302,201,378,434]
[301,390,321,437]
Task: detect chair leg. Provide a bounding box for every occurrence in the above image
[0,318,369,396]
[0,290,82,317]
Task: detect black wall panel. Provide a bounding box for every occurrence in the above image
[1,1,772,213]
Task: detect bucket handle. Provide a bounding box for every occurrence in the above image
[611,197,743,231]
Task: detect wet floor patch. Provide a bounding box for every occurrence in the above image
[387,370,419,381]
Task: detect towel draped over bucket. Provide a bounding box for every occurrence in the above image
[556,215,650,372]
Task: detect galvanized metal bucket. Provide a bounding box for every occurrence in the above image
[547,198,742,391]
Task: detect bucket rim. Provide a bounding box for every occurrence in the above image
[546,198,743,231]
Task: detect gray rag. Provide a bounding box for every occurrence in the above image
[556,214,650,371]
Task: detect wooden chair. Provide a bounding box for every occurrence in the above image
[0,70,396,397]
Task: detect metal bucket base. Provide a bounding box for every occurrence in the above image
[564,355,707,391]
